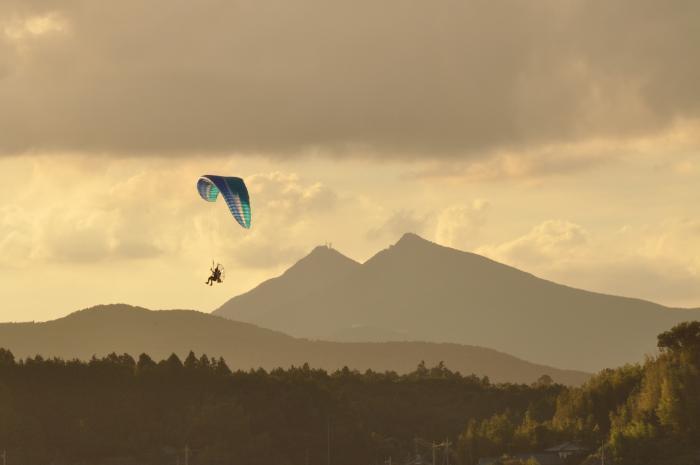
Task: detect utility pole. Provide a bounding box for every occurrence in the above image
[601,440,605,465]
[327,418,331,465]
[185,444,189,465]
[444,439,451,465]
[432,442,436,465]
[2,449,6,465]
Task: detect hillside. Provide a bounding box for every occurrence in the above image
[215,233,700,372]
[224,245,361,323]
[0,304,588,385]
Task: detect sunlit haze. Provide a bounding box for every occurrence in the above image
[1,1,699,321]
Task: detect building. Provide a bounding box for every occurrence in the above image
[477,441,589,465]
[477,452,564,465]
[544,442,589,460]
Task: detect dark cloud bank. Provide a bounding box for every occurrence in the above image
[1,0,698,157]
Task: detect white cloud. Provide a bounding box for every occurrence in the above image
[477,219,700,307]
[478,219,589,266]
[366,209,429,242]
[248,172,338,219]
[635,219,700,274]
[3,12,68,42]
[207,171,341,269]
[0,205,35,267]
[434,200,491,249]
[0,160,341,270]
[365,200,491,249]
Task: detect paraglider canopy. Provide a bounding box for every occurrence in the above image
[197,175,251,229]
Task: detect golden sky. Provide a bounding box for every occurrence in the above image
[1,0,699,321]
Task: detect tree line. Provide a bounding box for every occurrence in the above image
[0,321,698,465]
[457,321,700,465]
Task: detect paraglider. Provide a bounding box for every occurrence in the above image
[197,175,251,285]
[205,262,225,286]
[196,175,251,229]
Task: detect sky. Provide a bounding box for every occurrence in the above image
[1,0,699,322]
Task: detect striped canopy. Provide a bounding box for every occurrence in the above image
[197,175,251,229]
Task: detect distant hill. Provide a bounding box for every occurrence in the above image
[215,233,700,372]
[0,304,588,385]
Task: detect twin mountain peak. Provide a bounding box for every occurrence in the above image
[215,232,700,373]
[3,233,698,385]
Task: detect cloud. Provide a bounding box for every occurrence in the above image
[366,210,430,242]
[0,203,164,266]
[0,154,345,271]
[217,171,340,269]
[434,201,491,249]
[636,218,700,273]
[230,238,305,270]
[247,172,338,218]
[478,219,700,307]
[0,158,189,266]
[0,0,698,158]
[3,12,68,42]
[39,210,117,263]
[555,259,700,307]
[0,205,35,267]
[411,146,613,182]
[479,220,590,265]
[366,200,490,249]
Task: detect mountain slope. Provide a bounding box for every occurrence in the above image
[225,245,360,323]
[215,233,700,372]
[0,304,589,385]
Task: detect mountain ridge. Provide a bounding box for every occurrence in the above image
[225,244,360,323]
[0,304,589,385]
[215,233,700,372]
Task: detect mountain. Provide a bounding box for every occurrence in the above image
[327,325,409,342]
[215,233,700,372]
[225,245,360,323]
[0,304,588,385]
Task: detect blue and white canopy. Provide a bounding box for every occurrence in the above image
[197,175,251,229]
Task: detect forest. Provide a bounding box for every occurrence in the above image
[0,321,698,465]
